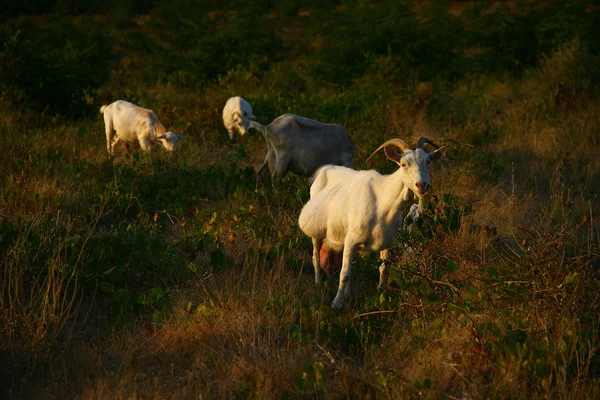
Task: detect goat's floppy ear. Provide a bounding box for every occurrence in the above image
[384,146,403,162]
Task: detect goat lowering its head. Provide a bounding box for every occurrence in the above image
[100,100,187,154]
[222,96,255,139]
[298,136,446,308]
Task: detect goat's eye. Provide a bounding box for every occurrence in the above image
[401,163,407,168]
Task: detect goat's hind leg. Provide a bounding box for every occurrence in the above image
[256,161,269,190]
[110,136,121,155]
[105,121,115,155]
[255,148,276,190]
[312,238,323,284]
[271,151,291,189]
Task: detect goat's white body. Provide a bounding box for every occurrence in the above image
[100,100,183,154]
[304,169,410,249]
[223,96,254,139]
[299,166,409,307]
[299,143,445,308]
[251,114,356,189]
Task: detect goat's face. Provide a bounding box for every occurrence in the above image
[238,115,251,136]
[385,146,446,198]
[157,132,188,151]
[228,111,254,139]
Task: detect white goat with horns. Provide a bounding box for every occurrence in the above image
[250,114,356,190]
[298,136,446,309]
[100,100,187,154]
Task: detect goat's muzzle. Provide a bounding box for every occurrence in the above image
[415,181,430,197]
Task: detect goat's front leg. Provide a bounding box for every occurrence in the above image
[312,238,323,284]
[332,241,355,309]
[378,248,391,288]
[139,137,152,151]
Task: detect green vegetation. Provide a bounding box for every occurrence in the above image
[1,1,599,398]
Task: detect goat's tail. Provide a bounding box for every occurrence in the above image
[100,105,107,114]
[248,120,266,133]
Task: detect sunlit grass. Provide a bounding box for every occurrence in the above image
[1,6,599,399]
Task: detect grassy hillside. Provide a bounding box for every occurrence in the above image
[1,1,599,398]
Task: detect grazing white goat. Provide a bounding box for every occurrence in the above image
[298,136,446,308]
[222,96,255,139]
[250,114,356,189]
[100,100,187,155]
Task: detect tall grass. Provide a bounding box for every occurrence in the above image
[1,2,599,398]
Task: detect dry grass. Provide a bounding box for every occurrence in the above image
[1,14,600,400]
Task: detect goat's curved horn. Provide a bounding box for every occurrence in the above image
[366,138,412,163]
[416,136,441,149]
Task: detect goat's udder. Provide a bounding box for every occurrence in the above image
[319,242,343,277]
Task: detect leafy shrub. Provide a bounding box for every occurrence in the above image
[310,1,597,86]
[2,0,156,16]
[0,17,112,117]
[535,38,600,99]
[149,0,283,83]
[309,3,420,84]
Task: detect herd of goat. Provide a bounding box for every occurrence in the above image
[100,97,448,308]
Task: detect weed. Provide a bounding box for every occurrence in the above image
[1,2,600,398]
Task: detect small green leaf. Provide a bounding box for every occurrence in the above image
[98,281,115,294]
[70,235,82,246]
[446,259,459,273]
[564,272,579,285]
[148,287,167,303]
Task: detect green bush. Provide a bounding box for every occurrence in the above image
[1,0,156,16]
[535,38,600,98]
[0,17,112,117]
[149,0,283,83]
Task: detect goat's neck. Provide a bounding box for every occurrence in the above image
[155,122,168,136]
[376,169,410,223]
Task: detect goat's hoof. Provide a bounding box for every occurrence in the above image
[331,299,344,309]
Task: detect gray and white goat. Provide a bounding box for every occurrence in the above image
[100,100,187,154]
[250,114,356,189]
[298,137,446,308]
[222,96,255,139]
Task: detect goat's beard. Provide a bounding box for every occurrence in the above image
[319,243,343,277]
